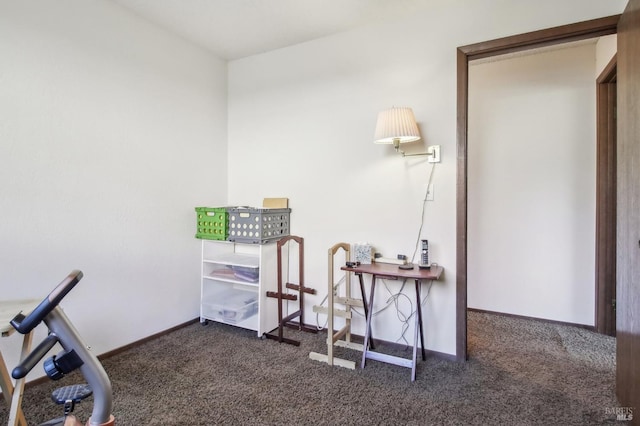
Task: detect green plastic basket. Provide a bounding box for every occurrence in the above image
[195,207,228,240]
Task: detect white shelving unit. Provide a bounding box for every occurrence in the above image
[200,240,280,336]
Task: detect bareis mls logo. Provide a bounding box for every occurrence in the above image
[606,407,634,421]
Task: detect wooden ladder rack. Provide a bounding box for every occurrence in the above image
[265,235,317,346]
[309,242,374,369]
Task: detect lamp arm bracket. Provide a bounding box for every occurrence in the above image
[401,145,441,163]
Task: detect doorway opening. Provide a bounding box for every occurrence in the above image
[456,15,620,360]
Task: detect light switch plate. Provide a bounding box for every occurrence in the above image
[426,183,434,201]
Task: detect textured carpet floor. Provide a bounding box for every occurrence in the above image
[1,311,618,425]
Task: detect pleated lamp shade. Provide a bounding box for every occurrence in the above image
[374,107,421,144]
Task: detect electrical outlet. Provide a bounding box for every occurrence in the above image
[426,183,434,201]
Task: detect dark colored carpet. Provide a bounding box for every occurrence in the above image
[1,311,618,425]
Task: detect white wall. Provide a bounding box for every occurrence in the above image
[467,43,598,325]
[0,1,227,378]
[228,0,625,355]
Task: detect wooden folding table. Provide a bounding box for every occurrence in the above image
[342,262,443,381]
[1,300,39,426]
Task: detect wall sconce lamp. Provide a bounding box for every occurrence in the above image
[374,107,441,162]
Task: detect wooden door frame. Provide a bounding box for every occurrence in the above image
[456,15,620,361]
[596,55,617,336]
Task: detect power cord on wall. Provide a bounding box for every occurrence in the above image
[376,162,439,345]
[315,163,438,345]
[411,162,437,264]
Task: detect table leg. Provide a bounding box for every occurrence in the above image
[411,286,420,382]
[416,280,426,361]
[361,276,376,369]
[1,333,31,426]
[356,273,375,350]
[8,332,32,426]
[0,352,16,414]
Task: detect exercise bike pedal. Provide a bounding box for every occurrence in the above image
[38,384,93,426]
[52,384,93,412]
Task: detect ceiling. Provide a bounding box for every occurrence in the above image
[111,0,430,60]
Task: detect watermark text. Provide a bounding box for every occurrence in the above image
[605,407,634,421]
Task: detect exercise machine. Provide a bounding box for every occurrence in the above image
[10,270,115,426]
